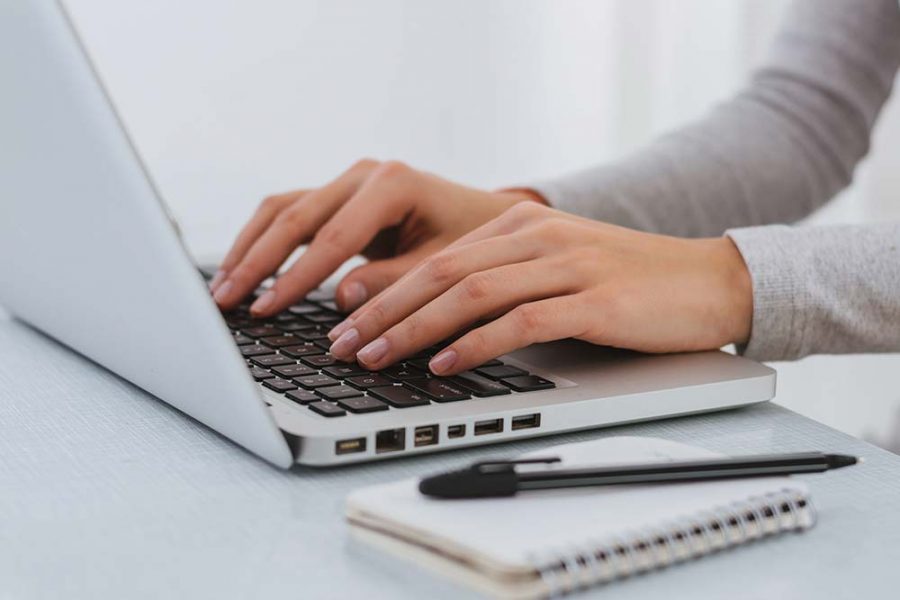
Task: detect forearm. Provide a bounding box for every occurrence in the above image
[531,0,900,237]
[726,223,900,361]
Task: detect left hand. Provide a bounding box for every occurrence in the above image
[326,202,753,375]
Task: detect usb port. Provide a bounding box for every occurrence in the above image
[335,437,366,455]
[474,418,503,436]
[414,425,439,447]
[511,413,541,431]
[447,424,466,439]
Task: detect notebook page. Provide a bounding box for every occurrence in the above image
[346,436,808,571]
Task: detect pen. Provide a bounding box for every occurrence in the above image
[418,452,859,499]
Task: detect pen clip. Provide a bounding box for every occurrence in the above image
[471,457,562,473]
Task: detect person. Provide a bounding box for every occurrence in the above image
[210,0,900,376]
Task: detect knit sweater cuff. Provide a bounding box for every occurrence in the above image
[726,225,805,361]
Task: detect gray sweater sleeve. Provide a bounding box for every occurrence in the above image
[530,0,900,361]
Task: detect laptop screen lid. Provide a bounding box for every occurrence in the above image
[0,0,293,467]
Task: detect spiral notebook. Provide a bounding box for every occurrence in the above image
[346,436,816,599]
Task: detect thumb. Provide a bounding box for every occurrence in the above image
[335,253,423,312]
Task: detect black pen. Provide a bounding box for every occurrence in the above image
[418,452,859,499]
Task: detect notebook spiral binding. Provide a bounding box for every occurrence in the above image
[531,488,816,597]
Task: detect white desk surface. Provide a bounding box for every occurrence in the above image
[1,312,898,600]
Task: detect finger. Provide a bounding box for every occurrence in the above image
[328,250,428,342]
[213,160,376,310]
[325,268,411,343]
[345,258,578,369]
[327,231,541,352]
[211,191,302,292]
[334,251,425,313]
[428,294,588,375]
[250,161,419,317]
[328,202,556,328]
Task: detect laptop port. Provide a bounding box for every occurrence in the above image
[447,424,466,439]
[375,428,406,453]
[511,413,541,431]
[414,425,438,447]
[474,418,503,436]
[335,437,366,455]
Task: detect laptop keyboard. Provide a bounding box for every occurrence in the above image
[206,273,556,418]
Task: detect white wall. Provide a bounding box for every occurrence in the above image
[67,0,623,258]
[66,0,900,450]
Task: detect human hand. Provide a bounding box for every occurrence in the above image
[327,202,753,374]
[209,159,544,316]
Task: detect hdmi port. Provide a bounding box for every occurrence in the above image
[474,418,503,436]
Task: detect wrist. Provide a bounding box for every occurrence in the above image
[711,237,753,346]
[495,187,550,207]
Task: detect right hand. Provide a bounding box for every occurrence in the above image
[209,159,545,316]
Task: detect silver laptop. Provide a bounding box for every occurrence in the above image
[0,0,775,468]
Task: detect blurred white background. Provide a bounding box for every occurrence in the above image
[66,0,900,450]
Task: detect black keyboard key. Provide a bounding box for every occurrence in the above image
[316,385,364,401]
[271,364,316,378]
[451,372,511,397]
[322,364,368,379]
[301,354,340,368]
[313,338,334,350]
[294,374,340,389]
[249,367,275,381]
[240,344,274,357]
[288,302,322,315]
[305,312,342,324]
[475,365,528,380]
[280,343,322,358]
[476,358,503,368]
[285,389,319,404]
[308,401,346,417]
[405,378,470,402]
[346,374,394,389]
[382,364,426,381]
[250,354,295,368]
[274,313,297,322]
[368,385,430,408]
[278,320,317,332]
[501,375,556,392]
[225,317,254,329]
[263,377,298,393]
[242,325,281,338]
[260,335,301,348]
[295,328,330,342]
[406,358,432,371]
[336,396,389,414]
[232,334,255,346]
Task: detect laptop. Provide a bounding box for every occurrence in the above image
[0,0,775,468]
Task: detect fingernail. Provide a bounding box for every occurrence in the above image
[341,281,367,311]
[209,270,226,292]
[251,290,276,315]
[357,337,389,366]
[213,280,234,305]
[329,327,360,358]
[328,317,355,342]
[429,349,458,375]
